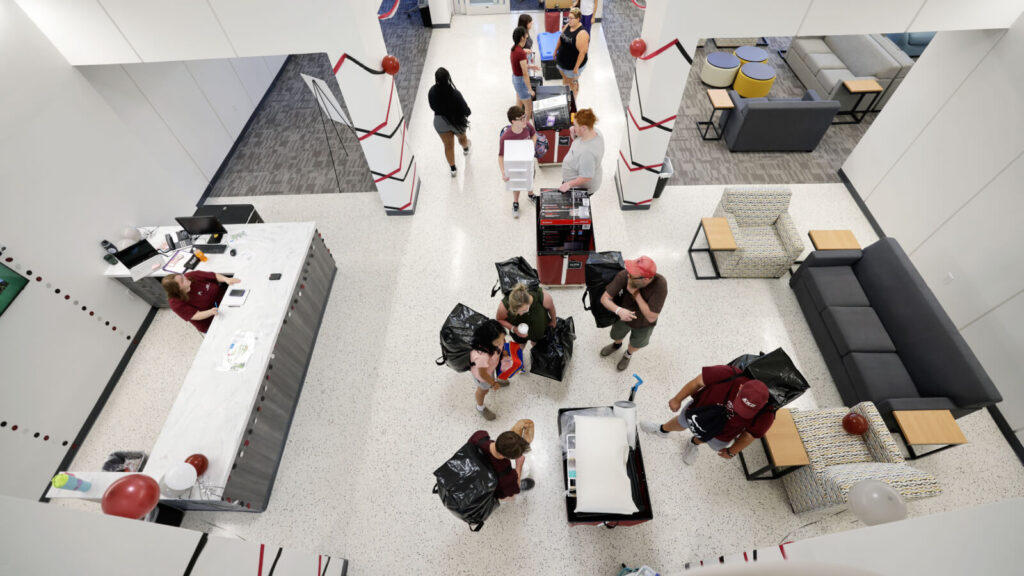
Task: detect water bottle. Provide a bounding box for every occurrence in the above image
[52,473,91,492]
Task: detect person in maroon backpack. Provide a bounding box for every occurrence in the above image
[469,419,535,500]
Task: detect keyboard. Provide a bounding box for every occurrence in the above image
[194,244,228,254]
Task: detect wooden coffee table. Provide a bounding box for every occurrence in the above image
[739,409,810,480]
[893,410,967,460]
[809,229,861,250]
[688,217,737,279]
[833,79,883,124]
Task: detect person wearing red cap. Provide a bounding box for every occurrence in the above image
[640,365,775,465]
[599,255,667,371]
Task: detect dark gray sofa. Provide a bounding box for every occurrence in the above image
[718,90,839,152]
[790,237,1001,430]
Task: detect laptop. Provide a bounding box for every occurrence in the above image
[114,240,163,282]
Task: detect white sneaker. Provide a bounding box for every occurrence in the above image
[681,437,700,465]
[513,202,520,218]
[450,166,457,178]
[463,140,472,155]
[640,421,670,439]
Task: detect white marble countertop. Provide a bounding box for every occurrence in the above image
[142,223,316,498]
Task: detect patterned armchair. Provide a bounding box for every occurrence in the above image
[712,186,804,278]
[782,402,941,514]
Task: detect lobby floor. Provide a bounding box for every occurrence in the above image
[57,13,1024,575]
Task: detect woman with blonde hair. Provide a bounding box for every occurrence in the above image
[496,282,557,369]
[553,8,590,101]
[559,108,604,195]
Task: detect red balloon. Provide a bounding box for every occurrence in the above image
[842,412,869,435]
[629,38,647,58]
[101,474,160,519]
[185,453,209,476]
[382,54,400,75]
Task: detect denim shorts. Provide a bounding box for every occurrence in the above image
[512,75,531,100]
[557,63,586,79]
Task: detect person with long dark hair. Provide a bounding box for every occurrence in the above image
[428,67,472,178]
[470,319,510,420]
[511,27,535,122]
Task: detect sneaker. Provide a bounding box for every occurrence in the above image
[527,192,538,204]
[450,166,457,178]
[477,406,496,421]
[600,342,622,357]
[617,354,632,371]
[640,421,670,439]
[462,140,472,155]
[519,478,535,491]
[513,202,520,218]
[681,437,700,465]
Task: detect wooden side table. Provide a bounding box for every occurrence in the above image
[893,410,967,460]
[739,409,810,480]
[808,229,861,250]
[833,79,883,124]
[696,89,735,140]
[688,217,737,279]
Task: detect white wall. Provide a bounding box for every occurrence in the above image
[428,0,453,26]
[842,16,1024,434]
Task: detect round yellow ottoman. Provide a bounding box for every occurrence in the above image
[733,62,775,98]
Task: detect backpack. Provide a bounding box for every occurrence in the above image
[581,251,624,328]
[436,303,489,372]
[432,439,500,532]
[683,404,730,442]
[490,256,540,297]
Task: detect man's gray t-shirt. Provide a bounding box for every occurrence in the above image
[562,129,604,192]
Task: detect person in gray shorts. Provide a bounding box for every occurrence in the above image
[427,67,472,177]
[599,256,667,371]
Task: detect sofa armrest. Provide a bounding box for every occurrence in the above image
[851,401,905,464]
[774,213,805,260]
[790,249,863,285]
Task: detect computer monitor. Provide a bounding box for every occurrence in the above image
[175,215,228,244]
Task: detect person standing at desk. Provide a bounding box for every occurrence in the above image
[161,271,241,334]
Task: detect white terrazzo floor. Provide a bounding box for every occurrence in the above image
[57,13,1024,575]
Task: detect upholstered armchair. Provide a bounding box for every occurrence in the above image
[712,187,804,278]
[782,402,941,514]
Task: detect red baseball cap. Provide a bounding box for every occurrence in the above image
[733,380,769,419]
[625,256,657,278]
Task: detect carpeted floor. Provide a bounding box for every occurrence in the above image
[379,0,432,121]
[208,54,374,198]
[510,0,545,11]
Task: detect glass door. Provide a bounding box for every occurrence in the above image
[458,0,510,16]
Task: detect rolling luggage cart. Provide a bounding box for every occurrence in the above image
[534,85,575,165]
[536,189,594,285]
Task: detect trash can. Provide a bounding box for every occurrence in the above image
[418,0,432,27]
[652,157,673,198]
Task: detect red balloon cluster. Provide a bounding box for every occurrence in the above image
[185,453,209,476]
[629,38,647,58]
[842,412,869,435]
[382,54,400,75]
[101,474,160,519]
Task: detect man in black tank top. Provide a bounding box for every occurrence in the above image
[553,8,590,100]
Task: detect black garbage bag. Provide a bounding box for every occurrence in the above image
[729,348,810,408]
[530,316,575,381]
[433,441,499,531]
[582,251,624,328]
[490,256,540,297]
[436,303,489,372]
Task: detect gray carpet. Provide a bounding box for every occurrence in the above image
[511,0,545,11]
[208,53,374,198]
[601,0,646,107]
[379,0,432,121]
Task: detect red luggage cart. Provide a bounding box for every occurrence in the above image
[537,189,594,285]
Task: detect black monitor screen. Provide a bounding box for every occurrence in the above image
[175,216,228,238]
[0,262,28,317]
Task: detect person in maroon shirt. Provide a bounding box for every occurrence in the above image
[469,419,535,500]
[160,270,241,334]
[640,365,774,465]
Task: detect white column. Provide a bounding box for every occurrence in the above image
[614,0,696,209]
[331,1,420,215]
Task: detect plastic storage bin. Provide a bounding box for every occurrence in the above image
[652,158,673,198]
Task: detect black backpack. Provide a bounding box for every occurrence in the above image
[432,438,500,531]
[436,303,488,372]
[581,251,624,328]
[490,256,540,297]
[683,404,730,442]
[728,348,810,409]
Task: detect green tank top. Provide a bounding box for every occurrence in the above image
[502,287,549,341]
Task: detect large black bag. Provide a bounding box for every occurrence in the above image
[490,256,540,297]
[728,348,810,408]
[581,251,624,328]
[436,303,489,372]
[530,316,575,381]
[432,441,499,531]
[683,404,730,442]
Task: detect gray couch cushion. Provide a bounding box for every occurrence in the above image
[823,307,896,355]
[806,52,846,76]
[844,352,919,403]
[791,37,830,60]
[803,266,870,312]
[826,34,901,78]
[816,68,855,93]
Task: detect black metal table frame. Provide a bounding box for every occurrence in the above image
[738,437,805,481]
[901,438,961,460]
[688,221,724,280]
[695,106,730,140]
[832,90,883,125]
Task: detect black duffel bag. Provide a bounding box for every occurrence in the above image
[436,303,488,372]
[728,348,810,408]
[433,440,499,532]
[530,316,575,381]
[582,251,624,328]
[490,256,540,297]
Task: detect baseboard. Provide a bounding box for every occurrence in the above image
[40,306,159,502]
[837,168,885,238]
[196,55,294,208]
[988,406,1024,467]
[431,23,451,28]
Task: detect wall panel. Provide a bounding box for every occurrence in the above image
[962,292,1024,430]
[12,0,139,65]
[98,0,235,61]
[187,58,256,139]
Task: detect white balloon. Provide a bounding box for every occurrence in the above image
[164,462,198,492]
[848,479,907,526]
[122,227,142,242]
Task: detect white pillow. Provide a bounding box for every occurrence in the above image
[573,415,639,515]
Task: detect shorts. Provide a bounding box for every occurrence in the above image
[512,75,531,100]
[473,374,494,390]
[609,320,655,349]
[557,63,586,79]
[675,400,733,451]
[433,115,465,135]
